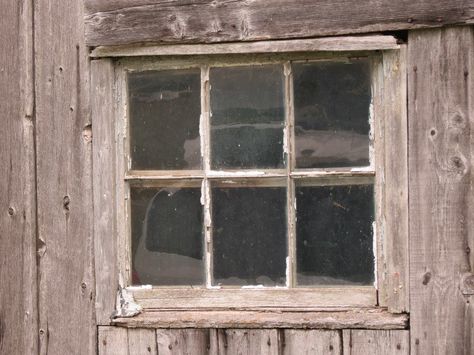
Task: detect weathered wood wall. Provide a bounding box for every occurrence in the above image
[1,0,474,353]
[408,26,474,354]
[34,0,96,353]
[98,327,410,354]
[0,0,37,354]
[84,0,474,46]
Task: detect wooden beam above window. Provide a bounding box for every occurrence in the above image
[84,0,474,47]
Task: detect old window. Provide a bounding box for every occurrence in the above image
[94,37,407,315]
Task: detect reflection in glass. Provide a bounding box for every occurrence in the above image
[129,69,201,170]
[131,186,204,285]
[296,184,374,285]
[293,60,371,168]
[212,187,287,286]
[210,65,285,169]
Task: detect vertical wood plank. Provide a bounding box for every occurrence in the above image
[98,326,128,355]
[128,328,157,355]
[283,330,341,354]
[0,0,37,354]
[343,329,409,354]
[408,26,474,354]
[35,0,96,353]
[379,46,409,312]
[216,329,279,355]
[156,329,212,355]
[92,59,118,324]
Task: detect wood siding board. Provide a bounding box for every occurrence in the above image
[156,329,212,355]
[342,329,409,354]
[408,26,474,354]
[216,329,279,355]
[282,330,341,354]
[35,0,96,353]
[381,47,409,312]
[127,328,158,354]
[84,0,474,46]
[90,36,400,58]
[0,0,38,354]
[92,59,119,325]
[98,326,129,355]
[112,310,408,330]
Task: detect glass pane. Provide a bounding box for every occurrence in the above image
[131,186,204,285]
[129,69,201,170]
[212,186,287,286]
[210,65,285,169]
[293,60,371,168]
[296,184,374,285]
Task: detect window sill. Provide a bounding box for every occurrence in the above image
[112,308,408,330]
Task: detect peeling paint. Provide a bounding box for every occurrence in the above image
[112,286,142,319]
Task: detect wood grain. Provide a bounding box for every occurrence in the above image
[282,330,341,354]
[113,309,408,329]
[343,329,409,354]
[156,329,212,355]
[35,0,96,353]
[132,287,376,309]
[92,59,119,325]
[99,326,128,355]
[128,328,157,354]
[215,329,279,355]
[0,0,37,354]
[84,0,474,46]
[408,26,474,354]
[375,47,409,312]
[90,35,399,57]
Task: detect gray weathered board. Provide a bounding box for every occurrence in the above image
[0,0,37,354]
[84,0,474,46]
[343,329,409,354]
[99,327,343,354]
[408,26,474,354]
[34,0,96,353]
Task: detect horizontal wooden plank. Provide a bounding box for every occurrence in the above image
[91,35,399,57]
[112,309,408,329]
[131,287,376,309]
[84,0,474,46]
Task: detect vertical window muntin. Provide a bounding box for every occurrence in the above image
[125,55,376,290]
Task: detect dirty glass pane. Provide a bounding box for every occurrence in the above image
[296,184,374,285]
[212,186,287,286]
[130,186,204,285]
[129,69,201,170]
[210,65,285,169]
[293,60,371,168]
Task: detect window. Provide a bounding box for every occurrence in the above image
[102,40,407,314]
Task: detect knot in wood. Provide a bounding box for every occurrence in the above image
[7,207,15,216]
[461,273,474,295]
[422,271,431,285]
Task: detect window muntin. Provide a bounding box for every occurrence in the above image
[126,55,376,291]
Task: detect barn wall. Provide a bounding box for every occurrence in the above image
[0,0,37,354]
[1,0,474,354]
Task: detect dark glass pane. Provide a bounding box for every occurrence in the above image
[210,65,285,169]
[129,69,201,170]
[293,60,371,168]
[296,184,374,285]
[212,187,287,286]
[131,186,204,285]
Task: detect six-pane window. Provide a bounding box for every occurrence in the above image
[128,57,375,289]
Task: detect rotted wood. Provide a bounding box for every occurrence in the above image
[408,26,474,354]
[342,329,409,354]
[0,0,37,354]
[112,309,408,329]
[84,0,474,46]
[35,0,96,353]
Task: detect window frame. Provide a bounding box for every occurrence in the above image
[91,36,408,324]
